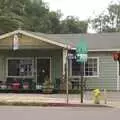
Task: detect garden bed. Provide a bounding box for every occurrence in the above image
[0,89,43,93]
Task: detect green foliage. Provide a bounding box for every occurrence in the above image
[91,2,120,33]
[43,80,54,89]
[0,0,88,34]
[60,16,88,33]
[43,77,54,93]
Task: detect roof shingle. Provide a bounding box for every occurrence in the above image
[26,31,120,51]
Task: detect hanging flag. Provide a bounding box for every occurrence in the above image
[13,34,19,50]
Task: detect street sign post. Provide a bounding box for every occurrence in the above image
[76,36,88,103]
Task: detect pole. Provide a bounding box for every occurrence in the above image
[117,61,120,91]
[80,62,84,103]
[66,52,69,104]
[104,89,107,104]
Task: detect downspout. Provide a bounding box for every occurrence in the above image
[117,61,120,91]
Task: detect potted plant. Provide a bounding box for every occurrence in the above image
[23,82,29,89]
[43,79,54,93]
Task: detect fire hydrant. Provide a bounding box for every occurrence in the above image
[93,89,101,104]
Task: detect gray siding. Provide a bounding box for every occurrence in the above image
[86,52,117,90]
[0,50,118,90]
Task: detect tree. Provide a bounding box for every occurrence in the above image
[91,2,120,33]
[0,0,88,34]
[60,16,88,33]
[0,0,28,34]
[24,0,49,32]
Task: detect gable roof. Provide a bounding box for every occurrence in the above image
[0,30,67,48]
[1,30,120,51]
[27,31,120,51]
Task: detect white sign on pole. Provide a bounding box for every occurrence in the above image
[76,53,88,63]
[79,54,88,62]
[13,34,19,50]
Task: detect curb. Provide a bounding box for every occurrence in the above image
[0,101,113,108]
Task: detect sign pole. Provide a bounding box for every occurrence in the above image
[76,36,88,104]
[66,53,69,104]
[80,62,84,103]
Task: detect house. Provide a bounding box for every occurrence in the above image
[0,30,119,91]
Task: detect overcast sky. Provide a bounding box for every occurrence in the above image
[44,0,120,20]
[44,0,120,33]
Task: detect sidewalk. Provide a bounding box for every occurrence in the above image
[0,93,117,107]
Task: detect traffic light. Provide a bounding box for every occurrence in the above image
[112,52,120,61]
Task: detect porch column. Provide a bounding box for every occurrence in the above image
[62,48,69,103]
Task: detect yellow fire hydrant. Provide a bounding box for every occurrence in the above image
[93,89,101,104]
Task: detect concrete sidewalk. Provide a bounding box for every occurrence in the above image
[0,91,120,107]
[0,93,89,103]
[0,93,118,107]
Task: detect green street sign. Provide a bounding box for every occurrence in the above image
[76,36,88,54]
[76,36,88,63]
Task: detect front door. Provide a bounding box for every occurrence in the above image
[37,58,50,85]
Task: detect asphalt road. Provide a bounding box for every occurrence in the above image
[0,106,119,120]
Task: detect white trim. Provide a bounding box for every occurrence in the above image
[2,30,120,52]
[97,57,100,77]
[7,57,34,60]
[70,57,99,78]
[0,30,20,40]
[7,76,34,78]
[6,57,51,84]
[117,61,120,91]
[1,30,120,52]
[20,30,67,48]
[0,30,67,48]
[70,76,99,78]
[6,57,34,78]
[71,48,120,52]
[36,57,51,84]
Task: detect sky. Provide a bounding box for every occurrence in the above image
[44,0,120,33]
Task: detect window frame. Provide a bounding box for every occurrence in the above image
[6,57,34,78]
[70,57,99,78]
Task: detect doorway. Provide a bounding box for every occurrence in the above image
[37,58,51,85]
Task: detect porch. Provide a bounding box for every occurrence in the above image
[0,30,68,92]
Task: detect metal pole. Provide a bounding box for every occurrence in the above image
[66,52,69,104]
[79,63,81,103]
[80,63,84,103]
[104,89,107,104]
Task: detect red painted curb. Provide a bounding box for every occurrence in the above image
[43,103,111,107]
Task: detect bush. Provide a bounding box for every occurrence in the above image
[43,80,54,93]
[0,89,42,93]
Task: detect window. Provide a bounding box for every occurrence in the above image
[85,58,98,76]
[71,57,99,77]
[7,58,33,77]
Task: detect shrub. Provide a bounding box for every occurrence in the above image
[43,79,54,93]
